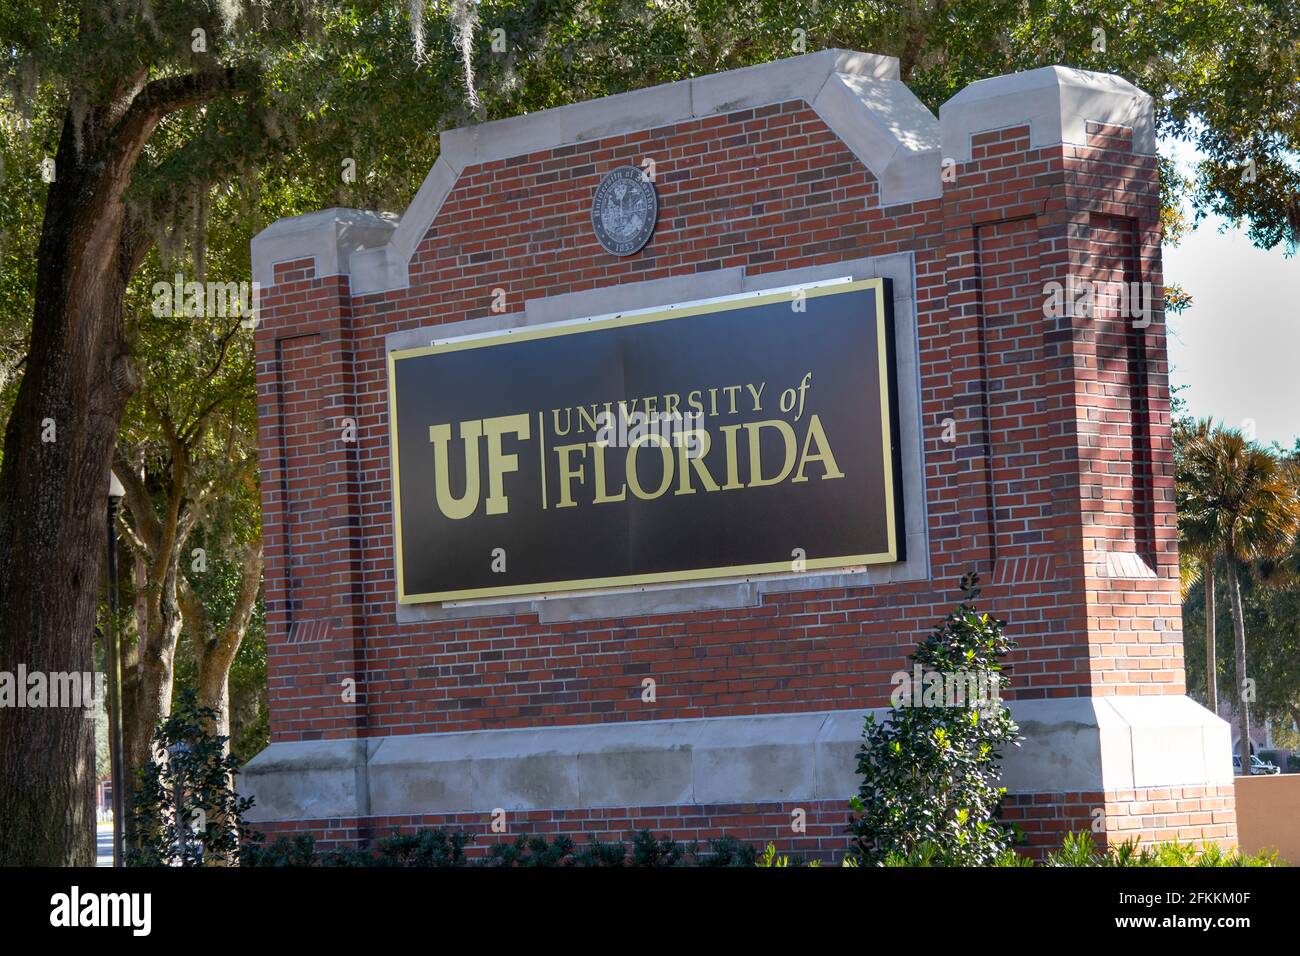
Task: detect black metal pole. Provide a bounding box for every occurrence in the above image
[171,741,190,866]
[105,494,126,866]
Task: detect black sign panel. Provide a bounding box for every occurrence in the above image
[387,278,903,603]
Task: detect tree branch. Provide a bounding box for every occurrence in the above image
[108,68,252,171]
[113,456,162,556]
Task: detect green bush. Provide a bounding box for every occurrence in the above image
[244,828,809,867]
[756,843,825,867]
[484,834,575,867]
[572,836,630,867]
[696,835,761,867]
[369,828,473,867]
[1042,832,1277,867]
[240,832,317,867]
[241,826,1280,867]
[126,691,258,866]
[849,574,1022,866]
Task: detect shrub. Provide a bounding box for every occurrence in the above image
[370,828,473,867]
[572,836,630,867]
[756,843,823,867]
[242,826,1279,867]
[628,829,692,866]
[698,835,761,867]
[126,690,258,866]
[241,833,317,867]
[1043,832,1277,867]
[849,574,1022,866]
[245,828,816,867]
[243,829,474,867]
[485,834,576,867]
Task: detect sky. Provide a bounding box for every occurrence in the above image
[1162,141,1299,450]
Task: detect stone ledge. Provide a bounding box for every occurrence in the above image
[241,696,1230,822]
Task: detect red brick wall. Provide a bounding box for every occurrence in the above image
[254,102,1176,747]
[1005,784,1237,857]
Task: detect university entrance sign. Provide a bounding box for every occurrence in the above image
[387,278,902,603]
[247,51,1233,859]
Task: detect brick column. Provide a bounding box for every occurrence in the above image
[941,68,1234,848]
[253,211,395,749]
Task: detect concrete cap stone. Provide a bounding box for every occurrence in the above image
[939,64,1155,163]
[250,206,397,292]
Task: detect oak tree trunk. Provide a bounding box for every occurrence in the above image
[0,109,141,866]
[0,65,244,866]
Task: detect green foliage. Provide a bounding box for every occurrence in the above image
[485,833,576,867]
[849,574,1021,866]
[1177,423,1300,567]
[756,843,790,867]
[1183,545,1300,727]
[241,828,471,867]
[370,827,473,866]
[172,525,268,762]
[572,836,630,867]
[1178,428,1300,733]
[697,835,761,867]
[756,842,823,867]
[1044,832,1278,868]
[993,847,1036,867]
[125,690,257,866]
[240,832,318,867]
[247,827,818,866]
[880,841,1034,866]
[628,828,692,867]
[1044,831,1109,867]
[244,826,1278,867]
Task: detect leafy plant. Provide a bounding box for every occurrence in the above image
[573,836,630,867]
[126,691,257,866]
[1044,832,1278,867]
[754,842,821,867]
[699,835,761,867]
[242,825,1280,867]
[370,828,473,867]
[629,829,692,867]
[485,834,576,867]
[849,574,1022,866]
[240,833,317,867]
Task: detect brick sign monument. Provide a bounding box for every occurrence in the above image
[243,50,1234,858]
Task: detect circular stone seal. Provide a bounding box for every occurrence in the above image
[591,166,658,256]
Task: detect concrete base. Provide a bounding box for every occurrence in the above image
[241,696,1230,823]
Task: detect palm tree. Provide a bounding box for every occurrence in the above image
[1177,423,1300,772]
[1177,549,1218,713]
[1175,420,1220,713]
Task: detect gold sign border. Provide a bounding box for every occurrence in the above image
[387,278,899,604]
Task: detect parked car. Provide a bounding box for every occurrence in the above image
[1233,754,1281,775]
[1258,749,1297,774]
